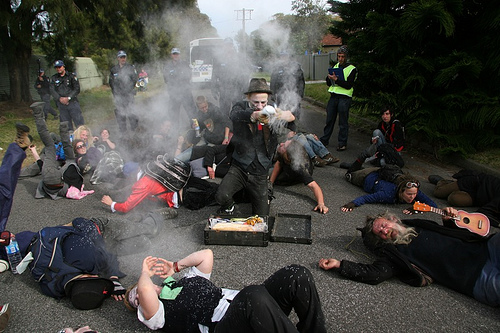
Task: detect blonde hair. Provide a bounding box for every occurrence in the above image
[123,283,138,312]
[73,125,94,147]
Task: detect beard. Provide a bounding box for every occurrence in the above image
[392,224,418,245]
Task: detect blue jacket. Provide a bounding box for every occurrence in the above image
[352,172,437,207]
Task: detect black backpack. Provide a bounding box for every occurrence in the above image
[376,143,405,168]
[182,178,219,210]
[28,226,82,298]
[377,164,405,183]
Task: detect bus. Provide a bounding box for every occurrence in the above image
[189,38,225,84]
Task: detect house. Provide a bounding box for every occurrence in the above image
[321,34,342,54]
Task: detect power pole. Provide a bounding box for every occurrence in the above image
[235,8,253,55]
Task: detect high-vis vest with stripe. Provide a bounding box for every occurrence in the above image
[328,64,356,97]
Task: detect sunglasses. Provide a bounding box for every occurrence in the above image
[405,181,420,189]
[76,144,85,149]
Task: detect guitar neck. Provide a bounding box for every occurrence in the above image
[427,206,446,217]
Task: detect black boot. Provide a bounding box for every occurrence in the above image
[347,159,363,174]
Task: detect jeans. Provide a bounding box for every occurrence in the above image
[0,143,26,232]
[320,94,351,147]
[293,133,329,159]
[473,232,500,306]
[216,165,269,215]
[215,265,326,333]
[113,94,138,132]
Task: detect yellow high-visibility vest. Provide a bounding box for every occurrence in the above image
[328,64,356,97]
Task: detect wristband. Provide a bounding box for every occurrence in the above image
[174,261,180,273]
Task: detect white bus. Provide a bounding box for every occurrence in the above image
[189,38,225,84]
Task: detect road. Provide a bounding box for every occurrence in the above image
[2,97,499,332]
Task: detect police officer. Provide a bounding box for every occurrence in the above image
[109,50,138,132]
[34,69,58,120]
[50,60,85,131]
[163,47,196,132]
[270,51,305,120]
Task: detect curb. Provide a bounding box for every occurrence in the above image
[302,96,500,179]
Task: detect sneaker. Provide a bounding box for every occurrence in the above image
[90,217,109,235]
[321,153,340,165]
[15,122,31,149]
[216,204,240,216]
[312,156,327,167]
[0,260,9,273]
[428,175,444,185]
[336,145,347,151]
[0,303,11,333]
[155,207,178,220]
[345,172,352,183]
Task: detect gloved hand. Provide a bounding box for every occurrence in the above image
[341,202,356,212]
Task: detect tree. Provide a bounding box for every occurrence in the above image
[327,0,500,154]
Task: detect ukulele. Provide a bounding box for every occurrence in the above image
[412,202,490,237]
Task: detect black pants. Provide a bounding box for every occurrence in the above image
[215,265,326,333]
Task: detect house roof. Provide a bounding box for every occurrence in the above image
[322,34,342,47]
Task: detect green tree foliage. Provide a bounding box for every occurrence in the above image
[1,0,214,102]
[328,0,500,154]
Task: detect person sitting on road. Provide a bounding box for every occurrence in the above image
[175,95,232,163]
[73,125,95,148]
[31,102,93,200]
[101,154,190,214]
[319,208,500,307]
[429,170,500,227]
[73,139,103,175]
[19,133,66,178]
[341,167,436,212]
[340,106,404,172]
[93,128,117,153]
[124,249,327,332]
[270,139,330,214]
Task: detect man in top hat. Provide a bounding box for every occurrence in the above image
[163,47,196,133]
[109,50,139,132]
[215,78,296,216]
[34,68,58,120]
[50,60,85,131]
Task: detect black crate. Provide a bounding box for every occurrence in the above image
[204,216,273,247]
[270,213,312,244]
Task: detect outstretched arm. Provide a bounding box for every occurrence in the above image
[307,181,329,214]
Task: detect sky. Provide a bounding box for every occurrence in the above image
[197,0,295,38]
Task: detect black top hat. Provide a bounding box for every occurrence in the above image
[244,78,273,95]
[65,277,114,310]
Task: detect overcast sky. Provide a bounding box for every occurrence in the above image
[197,1,295,38]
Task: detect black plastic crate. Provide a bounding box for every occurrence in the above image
[204,216,273,247]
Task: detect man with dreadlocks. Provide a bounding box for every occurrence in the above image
[319,209,500,307]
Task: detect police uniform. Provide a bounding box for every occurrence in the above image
[34,72,58,119]
[50,65,85,131]
[109,61,138,132]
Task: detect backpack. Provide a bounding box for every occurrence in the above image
[376,143,404,168]
[28,226,82,299]
[377,164,405,183]
[55,142,65,161]
[182,177,219,210]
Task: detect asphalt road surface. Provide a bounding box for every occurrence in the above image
[2,96,499,332]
